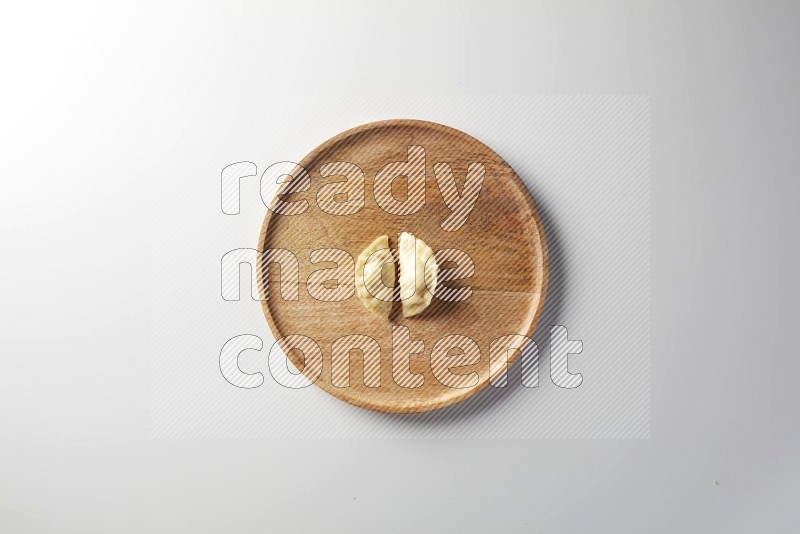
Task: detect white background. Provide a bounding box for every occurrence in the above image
[1,1,798,532]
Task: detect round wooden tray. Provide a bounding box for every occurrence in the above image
[258,119,547,413]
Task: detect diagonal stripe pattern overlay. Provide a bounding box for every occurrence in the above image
[151,94,650,439]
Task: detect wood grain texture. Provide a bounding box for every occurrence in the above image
[258,119,548,413]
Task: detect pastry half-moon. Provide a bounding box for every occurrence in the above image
[398,232,438,317]
[355,235,396,318]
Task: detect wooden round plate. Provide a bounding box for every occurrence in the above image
[258,119,547,413]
